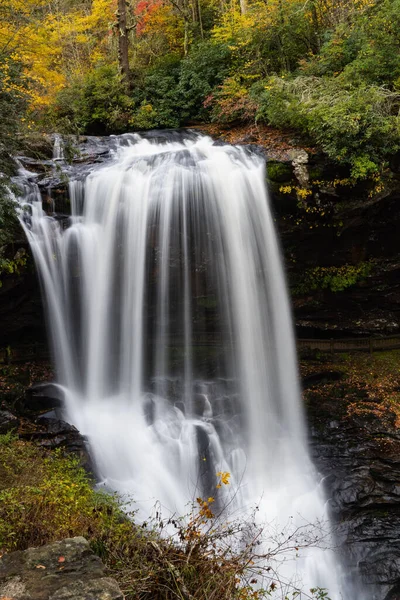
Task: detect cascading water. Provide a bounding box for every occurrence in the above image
[19,131,354,598]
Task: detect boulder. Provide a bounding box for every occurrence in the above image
[19,383,63,416]
[0,537,124,600]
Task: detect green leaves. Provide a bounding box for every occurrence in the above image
[51,64,133,134]
[255,76,400,180]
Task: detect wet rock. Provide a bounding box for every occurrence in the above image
[0,537,124,600]
[0,409,19,434]
[19,383,63,415]
[0,266,47,348]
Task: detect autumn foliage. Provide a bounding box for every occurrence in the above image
[0,0,399,174]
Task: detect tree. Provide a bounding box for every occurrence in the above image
[116,0,131,84]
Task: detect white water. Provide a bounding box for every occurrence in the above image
[20,132,350,598]
[52,133,65,161]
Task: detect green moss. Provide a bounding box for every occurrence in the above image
[267,161,293,183]
[292,261,373,295]
[308,166,325,181]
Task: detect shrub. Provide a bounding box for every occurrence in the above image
[304,0,400,87]
[130,55,182,129]
[207,76,259,123]
[292,262,373,295]
[177,40,232,121]
[255,76,400,179]
[50,65,134,134]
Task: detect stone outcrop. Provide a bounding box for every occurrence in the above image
[19,416,93,474]
[0,537,124,600]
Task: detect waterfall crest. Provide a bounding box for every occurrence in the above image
[20,132,350,598]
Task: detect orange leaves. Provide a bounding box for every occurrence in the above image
[136,0,164,36]
[196,497,214,520]
[135,0,184,53]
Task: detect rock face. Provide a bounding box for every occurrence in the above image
[19,416,93,474]
[0,537,124,600]
[306,372,400,600]
[268,153,400,338]
[0,267,47,349]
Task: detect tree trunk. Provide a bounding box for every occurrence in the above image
[117,0,130,85]
[239,0,247,15]
[311,1,322,52]
[191,0,204,38]
[184,18,189,56]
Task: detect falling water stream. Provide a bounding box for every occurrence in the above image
[18,131,354,598]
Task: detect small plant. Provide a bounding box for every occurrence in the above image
[292,262,373,295]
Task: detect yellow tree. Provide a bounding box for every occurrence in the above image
[0,0,116,114]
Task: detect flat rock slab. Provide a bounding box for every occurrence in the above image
[0,537,124,600]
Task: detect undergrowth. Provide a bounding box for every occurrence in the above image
[0,434,331,600]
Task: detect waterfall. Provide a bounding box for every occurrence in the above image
[52,133,65,161]
[20,131,352,598]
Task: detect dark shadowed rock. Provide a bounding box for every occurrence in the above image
[0,537,124,600]
[19,383,63,415]
[309,384,400,599]
[0,409,19,434]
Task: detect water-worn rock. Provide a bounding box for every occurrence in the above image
[0,537,124,600]
[19,383,63,415]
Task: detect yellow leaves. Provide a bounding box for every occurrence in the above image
[297,187,312,200]
[0,0,117,112]
[196,497,214,520]
[216,471,230,487]
[212,8,257,47]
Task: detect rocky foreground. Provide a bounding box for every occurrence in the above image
[0,537,124,600]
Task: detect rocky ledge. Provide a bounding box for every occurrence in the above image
[0,537,124,600]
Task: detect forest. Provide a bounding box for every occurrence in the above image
[1,0,400,181]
